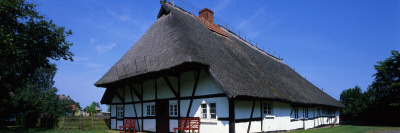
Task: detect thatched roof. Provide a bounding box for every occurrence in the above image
[95,3,344,108]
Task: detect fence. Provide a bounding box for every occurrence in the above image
[59,116,110,130]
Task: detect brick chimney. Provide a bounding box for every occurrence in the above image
[199,8,214,23]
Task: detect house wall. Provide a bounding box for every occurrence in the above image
[108,70,229,132]
[107,69,341,132]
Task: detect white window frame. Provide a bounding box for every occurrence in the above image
[146,104,155,116]
[200,103,217,119]
[263,102,273,115]
[169,104,178,116]
[117,105,124,119]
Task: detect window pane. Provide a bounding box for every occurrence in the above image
[211,114,216,119]
[210,109,216,113]
[210,103,216,108]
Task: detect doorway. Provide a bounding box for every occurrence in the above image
[156,100,169,133]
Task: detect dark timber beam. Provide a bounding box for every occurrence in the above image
[247,100,255,133]
[229,98,235,133]
[123,87,125,127]
[141,82,144,131]
[303,107,305,129]
[129,86,141,131]
[186,70,201,118]
[163,76,179,97]
[178,74,181,119]
[128,84,143,101]
[260,101,263,131]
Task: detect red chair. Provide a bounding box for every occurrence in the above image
[174,118,200,133]
[119,119,136,133]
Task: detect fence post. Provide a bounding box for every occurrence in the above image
[91,117,94,130]
[62,117,65,130]
[80,116,83,130]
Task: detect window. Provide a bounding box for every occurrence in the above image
[169,104,178,116]
[305,108,308,118]
[209,103,216,119]
[263,102,273,115]
[146,104,155,116]
[117,105,124,118]
[201,103,216,119]
[293,107,299,119]
[201,104,207,118]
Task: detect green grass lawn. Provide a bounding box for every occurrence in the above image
[288,125,400,133]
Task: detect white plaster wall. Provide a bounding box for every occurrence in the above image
[143,79,155,100]
[124,104,135,117]
[235,101,253,119]
[178,97,229,133]
[263,102,291,131]
[124,86,132,102]
[117,120,123,130]
[169,120,178,132]
[111,119,116,129]
[201,121,230,133]
[111,105,116,117]
[111,95,121,103]
[193,97,229,118]
[180,71,195,97]
[143,119,156,132]
[249,121,262,133]
[195,70,224,95]
[234,100,262,133]
[235,122,249,133]
[180,100,190,117]
[304,119,314,129]
[157,77,175,99]
[134,103,142,117]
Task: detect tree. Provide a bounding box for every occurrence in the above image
[85,102,101,117]
[370,50,400,125]
[0,0,73,127]
[339,50,400,126]
[340,86,367,121]
[372,50,400,106]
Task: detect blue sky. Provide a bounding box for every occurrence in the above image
[33,0,399,111]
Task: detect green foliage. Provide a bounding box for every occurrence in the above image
[340,86,368,120]
[0,0,73,127]
[340,50,400,125]
[372,50,400,106]
[84,102,101,117]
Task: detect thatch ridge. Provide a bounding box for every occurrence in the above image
[95,3,344,108]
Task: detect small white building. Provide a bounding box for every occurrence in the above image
[95,2,344,133]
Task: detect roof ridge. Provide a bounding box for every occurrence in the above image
[164,2,284,62]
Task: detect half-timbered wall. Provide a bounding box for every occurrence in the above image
[107,69,340,132]
[108,69,229,132]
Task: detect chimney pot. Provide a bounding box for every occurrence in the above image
[199,8,214,23]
